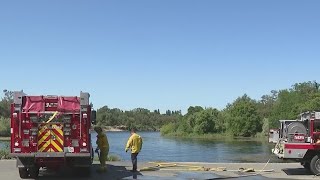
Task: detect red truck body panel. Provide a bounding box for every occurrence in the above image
[10,92,94,170]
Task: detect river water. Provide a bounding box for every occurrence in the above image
[92,131,279,163]
[1,132,279,163]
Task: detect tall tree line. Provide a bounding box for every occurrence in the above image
[96,107,180,131]
[0,90,181,134]
[161,81,320,137]
[1,81,320,137]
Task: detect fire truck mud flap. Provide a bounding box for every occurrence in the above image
[16,157,35,168]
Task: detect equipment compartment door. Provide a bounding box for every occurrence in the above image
[38,124,64,152]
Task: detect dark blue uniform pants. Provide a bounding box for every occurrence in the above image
[131,153,139,171]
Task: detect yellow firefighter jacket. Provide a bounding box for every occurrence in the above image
[96,133,109,152]
[125,133,143,153]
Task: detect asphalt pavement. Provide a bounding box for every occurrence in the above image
[0,160,318,180]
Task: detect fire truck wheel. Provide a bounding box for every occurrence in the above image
[29,167,39,179]
[18,167,29,179]
[310,155,320,175]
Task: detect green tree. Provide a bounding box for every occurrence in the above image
[226,94,261,137]
[0,117,10,136]
[187,106,204,116]
[257,90,278,119]
[0,90,14,118]
[96,105,180,131]
[193,108,219,134]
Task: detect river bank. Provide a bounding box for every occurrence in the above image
[103,126,126,131]
[0,137,9,141]
[162,132,268,142]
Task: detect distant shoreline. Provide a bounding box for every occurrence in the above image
[0,137,10,141]
[161,132,268,141]
[104,126,126,132]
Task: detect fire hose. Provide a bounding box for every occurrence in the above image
[140,160,273,174]
[46,111,59,123]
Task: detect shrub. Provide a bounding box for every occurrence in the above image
[0,142,10,159]
[160,123,177,135]
[93,154,121,162]
[107,154,121,161]
[0,117,10,137]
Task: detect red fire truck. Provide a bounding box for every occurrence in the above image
[9,91,96,179]
[272,111,320,175]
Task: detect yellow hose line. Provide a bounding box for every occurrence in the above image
[171,164,203,168]
[158,164,177,168]
[46,111,59,123]
[149,162,202,168]
[142,162,205,172]
[141,162,274,173]
[140,167,160,171]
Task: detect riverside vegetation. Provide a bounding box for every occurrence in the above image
[1,81,320,139]
[160,81,320,138]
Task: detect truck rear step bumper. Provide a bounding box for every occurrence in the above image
[10,153,91,158]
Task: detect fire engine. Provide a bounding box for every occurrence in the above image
[9,91,96,179]
[272,111,320,175]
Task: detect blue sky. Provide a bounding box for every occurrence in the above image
[0,1,319,113]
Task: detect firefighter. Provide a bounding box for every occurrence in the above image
[125,128,143,172]
[94,126,109,172]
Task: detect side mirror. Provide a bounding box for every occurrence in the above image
[91,110,97,125]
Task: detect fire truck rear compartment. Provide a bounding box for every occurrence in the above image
[10,92,95,178]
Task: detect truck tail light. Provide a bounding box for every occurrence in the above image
[82,142,87,147]
[14,142,19,147]
[83,113,87,119]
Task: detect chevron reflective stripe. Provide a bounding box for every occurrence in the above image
[38,127,51,152]
[51,128,64,152]
[37,124,64,152]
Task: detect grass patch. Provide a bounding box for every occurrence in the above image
[107,154,121,161]
[93,154,121,161]
[254,132,269,140]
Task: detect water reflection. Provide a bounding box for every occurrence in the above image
[90,131,279,163]
[0,141,9,149]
